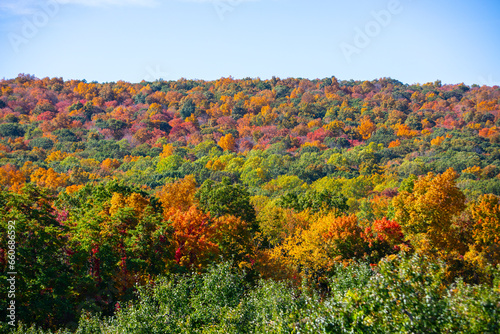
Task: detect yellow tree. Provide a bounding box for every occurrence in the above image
[109,192,149,217]
[273,213,368,278]
[30,167,69,191]
[205,159,226,171]
[392,168,466,257]
[324,120,345,136]
[257,205,310,247]
[45,150,69,163]
[160,144,175,158]
[213,214,254,269]
[74,82,98,100]
[158,175,197,212]
[430,136,445,146]
[465,194,500,268]
[96,191,157,296]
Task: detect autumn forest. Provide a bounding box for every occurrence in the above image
[0,74,500,333]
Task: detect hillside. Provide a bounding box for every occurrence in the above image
[0,74,499,333]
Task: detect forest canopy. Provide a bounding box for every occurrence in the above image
[0,74,499,333]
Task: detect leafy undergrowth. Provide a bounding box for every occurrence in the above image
[4,257,499,334]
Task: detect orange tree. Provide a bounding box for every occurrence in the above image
[364,217,406,262]
[167,206,219,270]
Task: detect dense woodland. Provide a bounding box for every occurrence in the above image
[0,74,499,333]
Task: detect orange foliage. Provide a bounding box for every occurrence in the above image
[370,217,404,247]
[478,126,499,138]
[259,105,278,125]
[357,116,376,140]
[302,140,327,150]
[388,140,401,148]
[396,124,420,138]
[206,159,226,171]
[431,136,445,146]
[220,95,235,116]
[66,184,84,194]
[289,87,304,99]
[218,133,236,152]
[30,167,68,190]
[148,91,168,105]
[101,158,121,171]
[74,82,98,100]
[0,143,10,153]
[244,90,275,113]
[123,155,140,163]
[322,214,369,261]
[169,206,219,269]
[111,106,134,124]
[477,100,497,112]
[165,91,183,105]
[7,137,28,151]
[0,164,25,192]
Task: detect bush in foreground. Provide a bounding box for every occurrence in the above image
[4,255,499,334]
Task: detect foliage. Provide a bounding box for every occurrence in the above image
[195,177,256,225]
[10,257,500,334]
[393,168,466,258]
[1,75,500,331]
[279,189,348,214]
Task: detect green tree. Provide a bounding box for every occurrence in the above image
[0,123,24,138]
[279,189,348,214]
[0,186,75,329]
[195,177,256,225]
[179,99,195,119]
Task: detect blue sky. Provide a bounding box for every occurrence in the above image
[1,0,499,85]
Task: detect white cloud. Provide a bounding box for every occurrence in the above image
[0,0,262,16]
[181,0,259,2]
[0,0,41,15]
[56,0,159,7]
[0,0,158,15]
